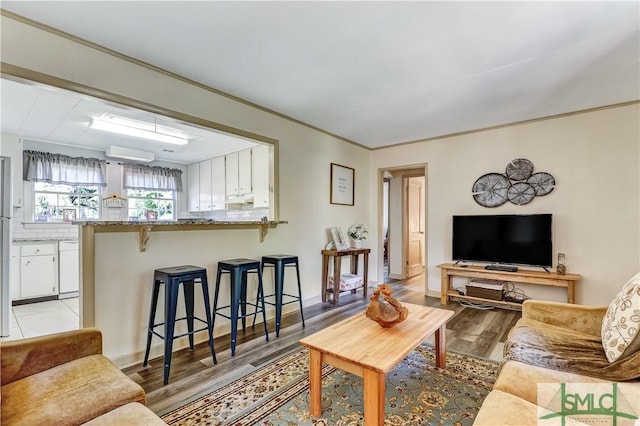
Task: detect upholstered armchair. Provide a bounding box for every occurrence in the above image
[0,328,158,425]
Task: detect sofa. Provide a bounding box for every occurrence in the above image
[1,328,166,425]
[475,273,640,425]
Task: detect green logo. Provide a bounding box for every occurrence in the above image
[539,383,638,426]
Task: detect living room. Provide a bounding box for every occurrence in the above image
[1,2,638,425]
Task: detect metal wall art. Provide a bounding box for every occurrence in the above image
[472,158,555,207]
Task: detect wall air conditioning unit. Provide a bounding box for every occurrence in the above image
[106,145,155,163]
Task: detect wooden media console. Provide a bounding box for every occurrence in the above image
[438,263,581,309]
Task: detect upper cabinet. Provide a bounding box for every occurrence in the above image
[187,162,200,212]
[211,156,226,210]
[188,144,272,213]
[188,157,226,212]
[0,132,24,207]
[252,145,270,208]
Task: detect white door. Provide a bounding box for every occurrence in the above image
[21,250,56,299]
[406,177,425,278]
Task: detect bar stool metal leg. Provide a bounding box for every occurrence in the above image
[143,280,160,366]
[183,279,195,350]
[163,278,180,385]
[258,267,270,340]
[294,262,306,328]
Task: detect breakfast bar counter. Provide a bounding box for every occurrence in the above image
[74,219,288,361]
[75,220,288,251]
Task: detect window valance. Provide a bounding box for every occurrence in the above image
[123,163,183,192]
[23,150,107,186]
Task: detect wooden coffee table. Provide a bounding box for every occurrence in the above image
[299,303,454,426]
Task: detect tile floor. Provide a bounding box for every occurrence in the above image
[2,298,80,341]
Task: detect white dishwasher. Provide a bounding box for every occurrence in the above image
[58,241,79,298]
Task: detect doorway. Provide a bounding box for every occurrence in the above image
[379,165,427,286]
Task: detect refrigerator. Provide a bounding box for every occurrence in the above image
[1,156,13,337]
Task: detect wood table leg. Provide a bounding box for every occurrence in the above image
[321,254,329,302]
[309,348,322,416]
[440,269,449,305]
[567,281,575,304]
[362,252,369,298]
[435,324,447,368]
[363,368,385,426]
[333,255,341,305]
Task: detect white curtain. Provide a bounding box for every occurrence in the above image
[122,163,183,191]
[23,150,107,186]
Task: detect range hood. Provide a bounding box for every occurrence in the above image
[226,194,254,204]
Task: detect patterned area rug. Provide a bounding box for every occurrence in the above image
[161,343,499,425]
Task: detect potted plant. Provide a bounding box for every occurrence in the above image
[348,224,368,248]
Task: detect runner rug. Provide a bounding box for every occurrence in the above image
[161,342,499,425]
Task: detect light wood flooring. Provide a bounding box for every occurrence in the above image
[123,274,521,414]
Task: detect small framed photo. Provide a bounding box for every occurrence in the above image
[62,209,77,222]
[330,227,350,251]
[330,163,354,206]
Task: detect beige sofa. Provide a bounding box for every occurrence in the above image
[1,328,165,425]
[475,299,640,425]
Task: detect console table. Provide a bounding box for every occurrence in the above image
[438,263,581,309]
[322,248,370,305]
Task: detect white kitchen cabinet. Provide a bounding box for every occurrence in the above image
[225,151,239,196]
[187,162,200,212]
[20,243,57,299]
[199,159,213,211]
[238,149,252,195]
[211,156,226,210]
[0,132,23,207]
[58,241,79,295]
[252,145,270,208]
[10,246,20,300]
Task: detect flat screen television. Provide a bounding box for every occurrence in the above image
[452,214,552,267]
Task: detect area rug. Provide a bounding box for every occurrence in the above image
[161,343,499,425]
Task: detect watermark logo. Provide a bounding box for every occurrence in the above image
[538,383,639,425]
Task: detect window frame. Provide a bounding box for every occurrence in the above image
[31,182,103,222]
[125,188,177,221]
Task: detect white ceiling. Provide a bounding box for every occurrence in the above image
[0,78,258,164]
[1,1,639,153]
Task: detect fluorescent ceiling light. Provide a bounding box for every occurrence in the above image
[106,145,155,162]
[90,114,189,145]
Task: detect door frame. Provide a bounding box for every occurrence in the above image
[377,164,427,287]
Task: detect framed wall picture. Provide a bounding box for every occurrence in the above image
[330,163,355,206]
[330,227,350,251]
[62,208,77,222]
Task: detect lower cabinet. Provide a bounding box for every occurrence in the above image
[58,241,80,294]
[19,243,57,299]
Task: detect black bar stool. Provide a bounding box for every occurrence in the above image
[143,265,216,385]
[213,258,269,356]
[253,254,305,337]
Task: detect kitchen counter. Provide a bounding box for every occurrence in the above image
[75,220,287,252]
[13,238,78,243]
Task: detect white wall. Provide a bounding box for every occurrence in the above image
[1,15,372,360]
[371,104,640,306]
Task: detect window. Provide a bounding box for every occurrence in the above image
[126,189,175,221]
[33,183,101,221]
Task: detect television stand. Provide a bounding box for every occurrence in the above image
[438,263,581,309]
[484,264,518,272]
